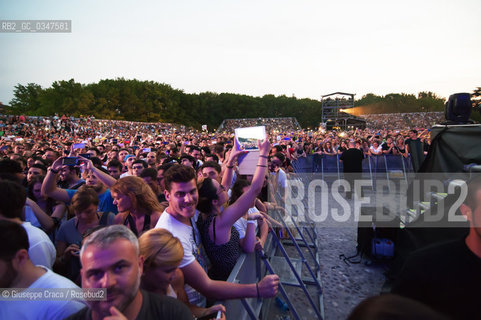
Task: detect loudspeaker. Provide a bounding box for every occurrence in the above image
[445,93,472,123]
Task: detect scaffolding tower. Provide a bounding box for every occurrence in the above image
[321,92,364,130]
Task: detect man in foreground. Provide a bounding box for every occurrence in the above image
[0,179,56,268]
[65,225,192,320]
[0,220,85,319]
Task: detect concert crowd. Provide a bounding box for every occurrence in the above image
[0,113,476,320]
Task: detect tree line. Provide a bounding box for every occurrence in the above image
[5,78,472,130]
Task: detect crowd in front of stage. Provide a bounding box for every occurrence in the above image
[0,114,478,320]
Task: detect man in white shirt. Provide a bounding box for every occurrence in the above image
[120,155,137,178]
[0,180,56,268]
[0,220,85,319]
[155,165,279,306]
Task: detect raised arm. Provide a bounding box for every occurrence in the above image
[41,157,70,203]
[221,139,246,190]
[50,202,67,221]
[216,138,270,230]
[25,198,55,232]
[80,156,117,187]
[239,213,264,253]
[257,213,269,250]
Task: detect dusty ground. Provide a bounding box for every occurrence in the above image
[266,176,393,320]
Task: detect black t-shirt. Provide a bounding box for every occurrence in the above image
[63,290,192,320]
[381,142,394,154]
[340,148,364,173]
[405,138,425,171]
[391,238,481,320]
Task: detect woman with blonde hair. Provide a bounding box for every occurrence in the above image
[395,136,408,158]
[112,176,162,237]
[139,228,225,319]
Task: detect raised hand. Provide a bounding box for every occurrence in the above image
[51,157,64,171]
[228,138,247,165]
[258,137,271,156]
[78,155,94,171]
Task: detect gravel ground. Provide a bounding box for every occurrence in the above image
[264,224,387,320]
[317,226,387,320]
[268,175,392,320]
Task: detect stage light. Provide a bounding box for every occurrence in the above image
[445,93,472,124]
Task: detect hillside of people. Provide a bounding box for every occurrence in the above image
[8,79,480,131]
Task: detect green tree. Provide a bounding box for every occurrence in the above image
[10,83,43,115]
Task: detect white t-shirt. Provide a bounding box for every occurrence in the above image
[272,168,288,189]
[278,168,288,189]
[0,266,86,319]
[119,171,132,178]
[154,210,201,269]
[22,222,56,269]
[154,209,206,306]
[24,205,41,228]
[234,207,259,239]
[269,168,288,206]
[370,145,383,154]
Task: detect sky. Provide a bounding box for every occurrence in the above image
[1,0,480,105]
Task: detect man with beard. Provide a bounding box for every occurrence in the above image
[27,163,47,184]
[58,164,85,190]
[41,157,118,214]
[43,148,59,165]
[145,151,158,168]
[65,225,191,320]
[0,220,85,319]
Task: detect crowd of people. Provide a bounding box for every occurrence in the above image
[217,117,301,134]
[359,112,444,129]
[0,113,477,319]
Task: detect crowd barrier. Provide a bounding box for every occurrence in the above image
[217,205,324,320]
[215,154,416,318]
[292,154,413,182]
